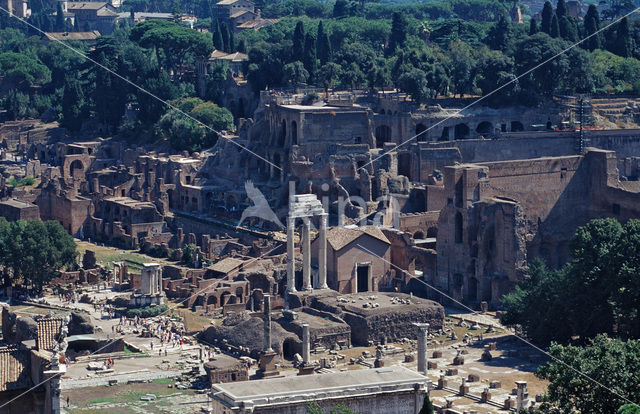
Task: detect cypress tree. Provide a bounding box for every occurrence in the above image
[316,21,331,65]
[221,22,230,52]
[584,4,601,51]
[229,28,235,52]
[556,0,568,19]
[388,11,407,55]
[212,19,223,51]
[292,21,305,62]
[302,32,317,81]
[487,13,510,50]
[56,2,65,31]
[61,77,85,135]
[616,17,632,57]
[541,1,553,34]
[529,18,538,35]
[550,14,560,38]
[559,16,578,42]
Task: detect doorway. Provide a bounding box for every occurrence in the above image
[356,264,370,292]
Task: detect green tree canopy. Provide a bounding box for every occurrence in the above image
[0,52,51,87]
[0,218,77,289]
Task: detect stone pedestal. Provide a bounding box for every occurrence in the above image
[255,351,280,379]
[437,375,447,389]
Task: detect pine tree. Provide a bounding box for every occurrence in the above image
[529,17,538,35]
[541,1,553,34]
[616,17,632,57]
[550,14,560,38]
[221,22,230,52]
[56,2,65,31]
[292,21,305,63]
[584,4,601,51]
[388,11,407,55]
[556,0,568,19]
[61,77,85,135]
[316,21,331,65]
[212,19,223,51]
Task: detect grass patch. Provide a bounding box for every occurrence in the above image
[152,378,173,385]
[75,241,173,272]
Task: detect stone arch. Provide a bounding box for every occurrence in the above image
[398,152,411,178]
[415,123,427,141]
[467,277,478,302]
[413,230,425,239]
[439,126,450,141]
[220,291,232,306]
[454,123,470,140]
[235,286,243,301]
[375,125,391,148]
[278,119,286,147]
[476,121,492,135]
[380,109,386,115]
[511,120,524,132]
[291,120,298,145]
[207,295,218,306]
[69,159,85,179]
[427,227,438,238]
[455,212,463,244]
[282,337,297,359]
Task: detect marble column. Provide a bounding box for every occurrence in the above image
[414,323,429,375]
[317,214,328,289]
[286,216,296,293]
[302,323,310,364]
[263,295,273,353]
[157,266,162,295]
[302,219,312,291]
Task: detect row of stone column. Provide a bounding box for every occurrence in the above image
[286,214,328,292]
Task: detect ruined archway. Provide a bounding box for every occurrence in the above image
[415,123,427,141]
[454,123,470,140]
[455,212,463,244]
[413,231,425,239]
[511,121,524,132]
[207,295,218,306]
[476,121,492,135]
[467,277,478,302]
[69,160,85,179]
[291,120,298,145]
[375,125,391,148]
[282,338,297,359]
[278,119,286,147]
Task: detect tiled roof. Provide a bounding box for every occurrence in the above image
[43,30,101,41]
[236,19,277,29]
[325,226,390,251]
[217,0,253,5]
[66,2,108,10]
[36,317,63,352]
[209,50,248,62]
[209,257,244,274]
[0,345,31,392]
[229,9,254,18]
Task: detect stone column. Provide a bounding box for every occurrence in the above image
[286,216,296,293]
[302,219,312,291]
[157,267,162,295]
[317,214,328,289]
[302,323,310,364]
[263,295,273,353]
[414,323,429,375]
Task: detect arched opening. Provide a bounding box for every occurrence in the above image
[415,123,427,141]
[455,212,463,244]
[511,121,524,132]
[375,125,391,148]
[69,160,84,179]
[427,227,438,238]
[220,292,232,306]
[476,121,492,135]
[235,286,243,301]
[454,123,470,140]
[467,277,478,302]
[397,153,411,178]
[282,338,297,359]
[439,126,450,141]
[380,109,386,115]
[413,231,425,239]
[207,295,218,306]
[278,119,286,147]
[291,121,298,145]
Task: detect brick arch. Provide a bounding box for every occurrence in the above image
[63,156,89,179]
